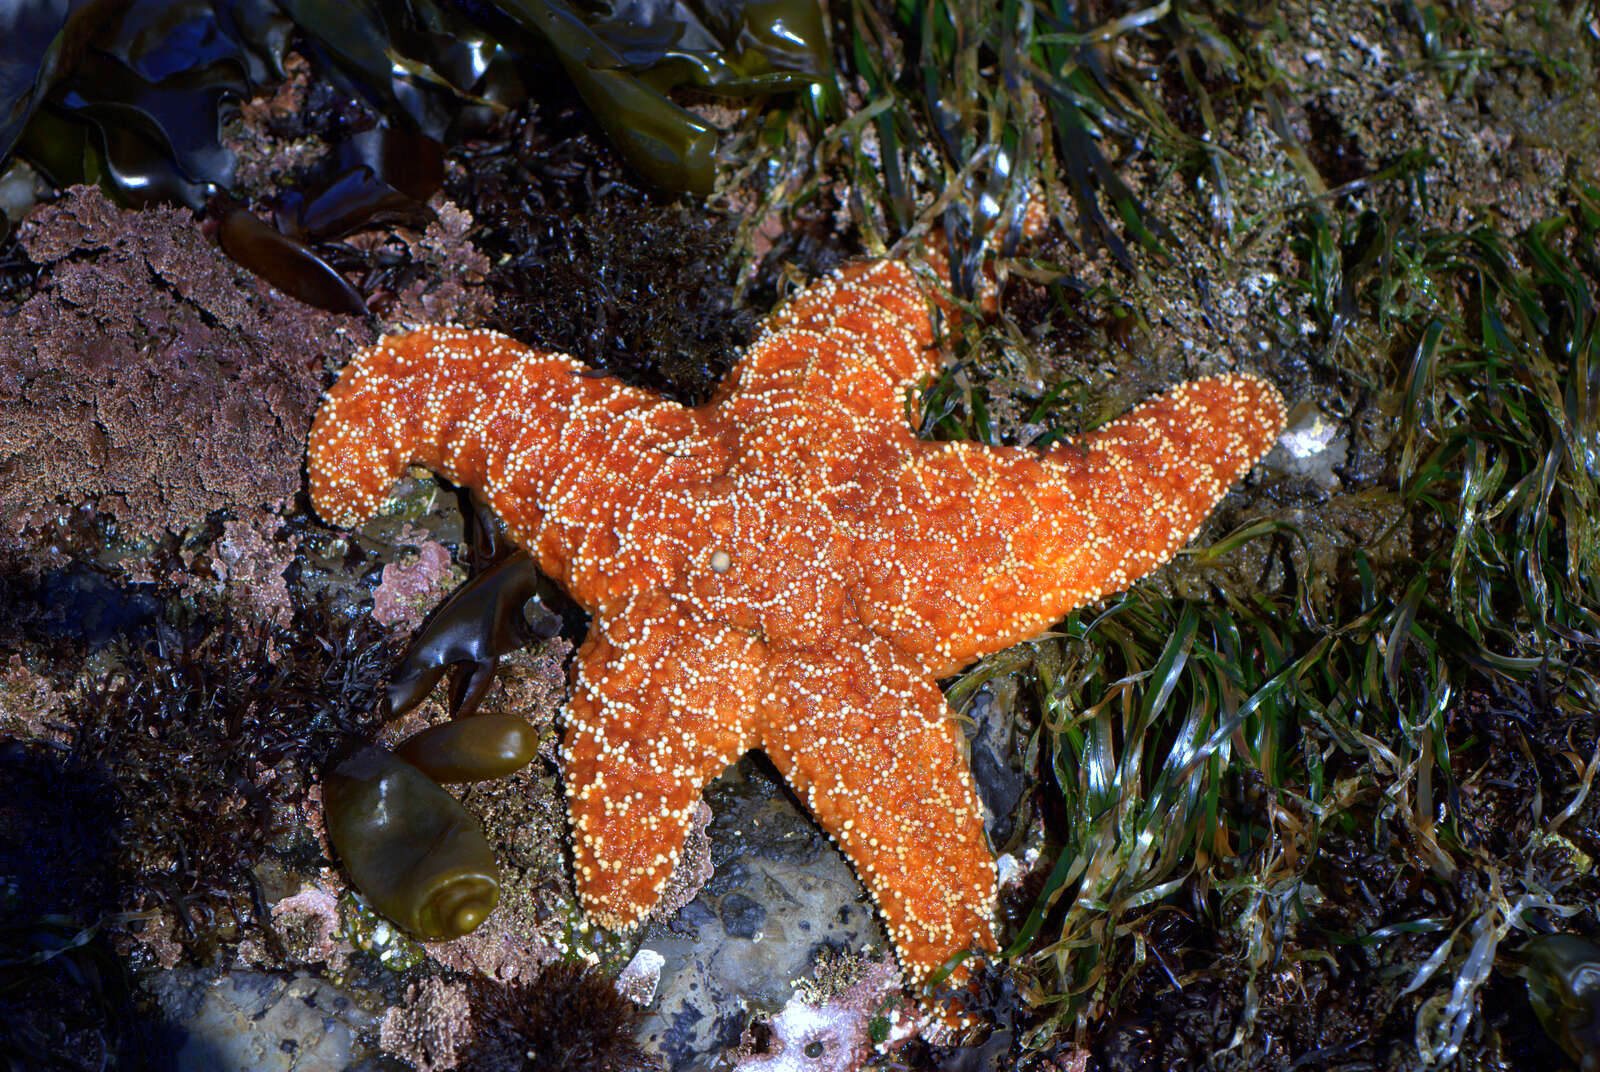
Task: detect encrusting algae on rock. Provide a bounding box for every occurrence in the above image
[305,233,1286,991]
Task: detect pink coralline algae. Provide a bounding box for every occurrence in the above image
[372,532,459,632]
[0,186,367,550]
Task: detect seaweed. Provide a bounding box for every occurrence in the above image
[58,597,391,966]
[862,2,1600,1065]
[0,0,834,314]
[0,185,358,552]
[463,959,657,1072]
[0,0,834,206]
[447,113,761,402]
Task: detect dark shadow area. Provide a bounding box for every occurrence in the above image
[0,740,173,1070]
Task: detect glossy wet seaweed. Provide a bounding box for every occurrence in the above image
[393,713,540,784]
[816,1,1600,1064]
[0,0,833,205]
[326,521,560,941]
[1517,934,1600,1069]
[0,0,835,316]
[385,550,561,720]
[323,745,500,941]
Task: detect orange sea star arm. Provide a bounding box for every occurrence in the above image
[719,259,940,430]
[850,374,1286,676]
[305,326,669,529]
[723,210,1043,434]
[757,632,998,984]
[563,593,766,930]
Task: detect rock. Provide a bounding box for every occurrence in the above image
[636,757,889,1071]
[148,970,374,1072]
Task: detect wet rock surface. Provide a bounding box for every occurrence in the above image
[638,756,890,1071]
[148,970,376,1072]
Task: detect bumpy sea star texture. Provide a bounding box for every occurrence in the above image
[307,250,1285,982]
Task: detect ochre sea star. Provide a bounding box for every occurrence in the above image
[306,248,1285,984]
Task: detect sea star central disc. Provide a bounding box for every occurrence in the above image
[306,251,1285,982]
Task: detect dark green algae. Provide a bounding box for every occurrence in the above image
[0,0,835,257]
[323,538,555,941]
[1517,934,1600,1070]
[394,712,541,784]
[323,744,501,942]
[321,707,542,940]
[385,550,561,720]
